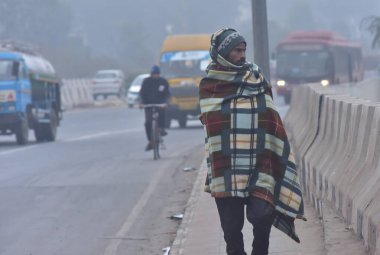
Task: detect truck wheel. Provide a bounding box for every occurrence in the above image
[42,110,58,141]
[34,124,45,142]
[15,118,29,145]
[178,115,187,128]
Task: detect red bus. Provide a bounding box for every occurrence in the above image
[275,31,364,104]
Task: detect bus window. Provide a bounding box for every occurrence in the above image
[0,60,17,81]
[276,50,330,78]
[160,50,211,78]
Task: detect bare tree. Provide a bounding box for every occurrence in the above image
[361,16,380,48]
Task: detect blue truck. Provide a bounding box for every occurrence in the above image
[0,42,62,144]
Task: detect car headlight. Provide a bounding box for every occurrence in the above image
[277,80,286,86]
[320,80,329,86]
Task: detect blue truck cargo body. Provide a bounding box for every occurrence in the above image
[0,44,62,144]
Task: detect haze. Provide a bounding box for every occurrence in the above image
[1,0,379,79]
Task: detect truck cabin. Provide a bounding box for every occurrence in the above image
[0,59,20,81]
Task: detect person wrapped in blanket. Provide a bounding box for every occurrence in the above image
[199,28,306,255]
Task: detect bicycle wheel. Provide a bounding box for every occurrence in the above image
[151,119,160,160]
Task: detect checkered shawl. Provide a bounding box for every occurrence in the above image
[199,63,305,243]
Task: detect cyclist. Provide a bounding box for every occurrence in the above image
[139,65,171,151]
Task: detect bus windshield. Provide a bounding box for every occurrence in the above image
[0,60,17,81]
[276,50,330,78]
[160,50,211,78]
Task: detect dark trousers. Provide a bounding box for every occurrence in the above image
[215,196,275,255]
[144,107,165,141]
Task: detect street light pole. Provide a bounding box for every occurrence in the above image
[251,0,271,81]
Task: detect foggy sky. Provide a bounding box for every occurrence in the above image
[2,0,379,77]
[64,0,380,56]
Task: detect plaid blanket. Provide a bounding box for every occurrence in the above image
[199,65,305,243]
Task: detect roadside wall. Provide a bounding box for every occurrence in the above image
[61,79,93,109]
[334,78,380,103]
[284,82,380,254]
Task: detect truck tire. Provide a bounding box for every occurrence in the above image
[42,110,58,141]
[15,118,29,145]
[34,124,45,142]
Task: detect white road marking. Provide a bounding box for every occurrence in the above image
[102,159,168,255]
[0,145,39,156]
[0,129,141,156]
[62,129,140,142]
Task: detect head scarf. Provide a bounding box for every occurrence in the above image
[209,28,249,70]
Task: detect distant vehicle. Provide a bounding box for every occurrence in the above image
[127,73,149,108]
[92,69,126,100]
[0,41,62,144]
[159,34,211,128]
[275,31,364,104]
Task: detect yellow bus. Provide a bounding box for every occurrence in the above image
[159,34,211,128]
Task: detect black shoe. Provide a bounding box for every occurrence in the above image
[160,130,168,136]
[145,142,153,151]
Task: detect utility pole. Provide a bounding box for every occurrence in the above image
[251,0,271,81]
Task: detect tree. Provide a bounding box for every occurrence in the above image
[361,16,380,48]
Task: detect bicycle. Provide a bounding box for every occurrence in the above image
[143,104,166,160]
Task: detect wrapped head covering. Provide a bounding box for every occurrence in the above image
[210,28,246,62]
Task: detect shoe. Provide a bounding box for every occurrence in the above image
[160,129,168,136]
[145,142,153,151]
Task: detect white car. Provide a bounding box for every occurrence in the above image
[127,73,149,108]
[92,69,126,100]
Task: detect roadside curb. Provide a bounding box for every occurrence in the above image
[320,200,368,255]
[170,158,207,255]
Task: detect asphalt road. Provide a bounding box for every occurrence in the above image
[0,105,205,255]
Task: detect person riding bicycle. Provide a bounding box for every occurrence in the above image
[139,65,171,151]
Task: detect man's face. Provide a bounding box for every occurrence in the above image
[151,73,160,78]
[227,42,246,66]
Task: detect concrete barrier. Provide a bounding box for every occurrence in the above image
[60,78,127,110]
[284,85,308,146]
[61,79,94,109]
[285,82,380,254]
[334,102,373,212]
[333,78,380,102]
[346,105,380,233]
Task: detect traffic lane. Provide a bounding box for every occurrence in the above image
[58,106,143,139]
[0,104,200,162]
[0,127,146,255]
[0,108,204,255]
[0,106,141,147]
[0,128,204,255]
